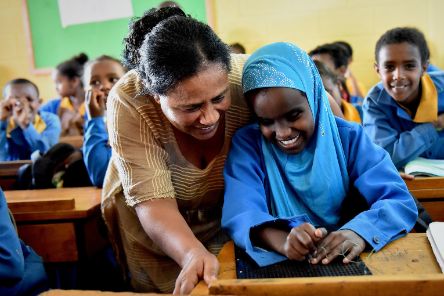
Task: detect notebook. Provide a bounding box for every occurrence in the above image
[426,222,444,273]
[404,157,444,177]
[234,245,372,279]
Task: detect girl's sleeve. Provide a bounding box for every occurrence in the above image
[339,121,418,252]
[363,90,441,168]
[222,125,311,266]
[0,190,24,283]
[83,117,111,187]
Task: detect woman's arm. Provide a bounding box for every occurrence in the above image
[135,198,218,294]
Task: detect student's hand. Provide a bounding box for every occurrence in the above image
[12,97,33,129]
[284,223,327,261]
[173,247,219,295]
[400,172,415,180]
[310,229,365,264]
[85,89,106,119]
[0,98,14,121]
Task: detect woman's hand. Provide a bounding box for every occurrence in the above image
[310,229,365,264]
[173,247,219,295]
[283,223,327,261]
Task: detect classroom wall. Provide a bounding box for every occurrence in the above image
[211,0,444,92]
[1,0,444,101]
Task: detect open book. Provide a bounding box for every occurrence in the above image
[404,157,444,177]
[427,222,444,273]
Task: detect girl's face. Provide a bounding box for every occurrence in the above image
[52,71,80,98]
[84,60,125,99]
[321,76,342,107]
[375,42,427,107]
[251,87,315,154]
[156,63,231,141]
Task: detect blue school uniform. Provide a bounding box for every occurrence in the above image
[363,71,444,169]
[39,97,62,114]
[222,42,417,267]
[223,120,417,266]
[0,111,61,161]
[83,117,111,187]
[0,190,48,295]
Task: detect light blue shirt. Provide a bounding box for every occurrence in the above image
[83,117,111,187]
[362,71,444,168]
[0,111,61,161]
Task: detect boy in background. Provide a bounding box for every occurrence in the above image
[0,79,61,161]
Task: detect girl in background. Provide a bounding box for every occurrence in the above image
[41,53,88,136]
[83,55,126,187]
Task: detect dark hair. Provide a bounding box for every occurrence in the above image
[56,53,89,83]
[3,78,40,98]
[313,60,338,84]
[122,7,231,96]
[229,42,246,54]
[309,43,349,69]
[334,41,353,58]
[375,27,430,65]
[83,55,126,85]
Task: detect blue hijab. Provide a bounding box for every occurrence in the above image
[242,42,349,228]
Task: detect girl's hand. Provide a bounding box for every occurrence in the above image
[400,172,415,180]
[310,229,365,264]
[433,113,444,130]
[284,223,327,261]
[173,247,219,295]
[85,89,106,119]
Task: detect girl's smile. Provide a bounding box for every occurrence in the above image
[250,87,314,154]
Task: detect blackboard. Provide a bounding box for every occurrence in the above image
[24,0,207,71]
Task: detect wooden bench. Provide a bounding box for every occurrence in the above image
[0,160,32,190]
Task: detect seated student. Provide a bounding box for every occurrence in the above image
[309,43,352,102]
[334,41,367,104]
[41,53,88,136]
[83,56,126,187]
[0,79,61,161]
[0,188,48,295]
[314,60,362,124]
[363,27,444,169]
[222,42,417,267]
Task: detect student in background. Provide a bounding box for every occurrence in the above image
[334,41,367,103]
[314,60,362,124]
[41,53,88,136]
[363,27,444,169]
[0,79,61,161]
[222,42,417,267]
[309,43,351,102]
[229,42,246,54]
[0,188,48,295]
[83,55,126,187]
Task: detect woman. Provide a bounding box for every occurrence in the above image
[102,7,251,294]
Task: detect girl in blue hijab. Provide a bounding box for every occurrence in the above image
[222,42,417,267]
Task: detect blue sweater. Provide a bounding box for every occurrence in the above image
[363,71,444,168]
[222,118,417,266]
[83,117,111,187]
[0,111,61,161]
[0,190,48,295]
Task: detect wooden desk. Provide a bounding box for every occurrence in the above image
[0,160,31,190]
[5,187,106,263]
[192,234,444,296]
[405,177,444,221]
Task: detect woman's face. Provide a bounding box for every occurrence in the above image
[251,87,315,154]
[157,63,231,140]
